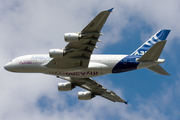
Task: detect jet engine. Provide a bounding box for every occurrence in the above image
[64,33,81,42]
[78,91,95,100]
[58,82,74,91]
[49,49,64,58]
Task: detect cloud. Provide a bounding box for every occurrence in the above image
[1,72,180,120]
[1,0,180,120]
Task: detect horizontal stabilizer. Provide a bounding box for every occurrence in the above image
[147,65,170,75]
[138,40,167,61]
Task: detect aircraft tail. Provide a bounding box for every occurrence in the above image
[131,29,171,75]
[131,29,171,57]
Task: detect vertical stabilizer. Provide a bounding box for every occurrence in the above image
[131,29,171,56]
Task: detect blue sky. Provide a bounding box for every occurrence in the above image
[1,0,180,120]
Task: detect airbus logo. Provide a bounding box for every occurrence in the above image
[133,50,147,56]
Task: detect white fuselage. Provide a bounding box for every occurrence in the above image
[4,54,127,78]
[4,54,165,78]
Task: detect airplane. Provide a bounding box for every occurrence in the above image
[4,8,171,104]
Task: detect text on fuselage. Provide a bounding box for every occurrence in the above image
[49,71,98,76]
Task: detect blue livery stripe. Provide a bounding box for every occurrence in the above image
[112,56,139,73]
[131,29,170,56]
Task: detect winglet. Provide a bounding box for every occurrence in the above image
[108,7,114,12]
[124,100,129,105]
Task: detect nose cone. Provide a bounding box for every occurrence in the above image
[4,62,13,71]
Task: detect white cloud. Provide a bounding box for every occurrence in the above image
[1,0,180,120]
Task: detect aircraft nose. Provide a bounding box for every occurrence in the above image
[4,62,12,71]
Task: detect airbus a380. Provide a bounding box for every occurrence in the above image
[4,8,170,104]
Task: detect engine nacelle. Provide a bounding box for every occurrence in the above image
[78,91,95,100]
[58,82,74,91]
[49,49,64,58]
[64,33,80,42]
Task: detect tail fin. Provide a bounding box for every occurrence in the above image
[133,29,171,75]
[131,29,171,56]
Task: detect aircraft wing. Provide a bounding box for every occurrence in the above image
[46,8,113,69]
[57,76,127,103]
